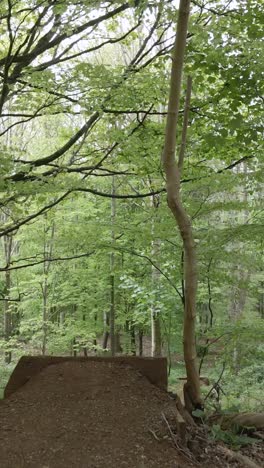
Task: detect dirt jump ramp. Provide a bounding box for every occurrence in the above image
[4,355,168,398]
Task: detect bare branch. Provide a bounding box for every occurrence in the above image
[0,251,95,272]
[0,192,71,237]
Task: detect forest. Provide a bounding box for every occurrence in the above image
[0,0,263,456]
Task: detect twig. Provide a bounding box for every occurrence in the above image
[161,412,197,464]
[205,362,226,401]
[148,429,160,441]
[161,412,178,447]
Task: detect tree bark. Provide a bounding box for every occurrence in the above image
[4,269,12,364]
[3,235,13,363]
[162,0,202,411]
[229,163,249,372]
[130,322,136,355]
[102,311,109,349]
[138,330,143,356]
[41,218,55,355]
[109,176,116,356]
[151,218,162,357]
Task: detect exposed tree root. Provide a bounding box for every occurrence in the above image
[214,412,264,431]
[218,445,261,468]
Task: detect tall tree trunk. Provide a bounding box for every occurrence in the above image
[109,177,116,356]
[41,275,48,356]
[41,218,55,356]
[4,269,12,364]
[3,235,13,363]
[229,164,249,372]
[162,0,202,411]
[151,301,162,356]
[151,197,162,357]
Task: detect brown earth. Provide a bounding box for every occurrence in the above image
[0,360,262,468]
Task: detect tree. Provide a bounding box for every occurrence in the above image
[0,0,263,416]
[162,0,202,411]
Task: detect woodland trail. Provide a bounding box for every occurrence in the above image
[0,360,262,467]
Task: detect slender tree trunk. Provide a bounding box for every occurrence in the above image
[259,282,264,319]
[59,310,65,326]
[151,307,162,356]
[72,337,77,357]
[162,0,202,411]
[109,269,115,355]
[41,218,55,355]
[109,176,116,356]
[41,276,48,356]
[130,322,136,355]
[151,197,162,357]
[115,332,122,353]
[4,269,12,364]
[138,330,143,356]
[93,311,97,351]
[229,164,249,372]
[102,311,109,349]
[3,235,13,363]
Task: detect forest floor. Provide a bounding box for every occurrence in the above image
[0,360,263,468]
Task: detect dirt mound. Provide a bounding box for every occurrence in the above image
[0,361,190,467]
[0,360,262,467]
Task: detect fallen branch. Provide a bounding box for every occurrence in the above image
[161,412,196,464]
[148,429,160,442]
[220,413,264,432]
[161,412,178,447]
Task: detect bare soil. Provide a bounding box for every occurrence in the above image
[0,360,262,468]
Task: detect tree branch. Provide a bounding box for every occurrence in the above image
[0,251,95,272]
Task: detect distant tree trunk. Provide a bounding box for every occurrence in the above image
[151,306,162,356]
[3,235,13,363]
[162,0,202,411]
[130,322,136,355]
[109,270,115,355]
[59,310,65,326]
[115,333,122,353]
[4,269,12,364]
[72,337,77,357]
[93,312,97,351]
[229,164,249,372]
[138,330,143,356]
[259,282,264,319]
[41,218,55,355]
[49,305,58,324]
[102,311,109,349]
[258,241,264,318]
[151,196,162,357]
[110,176,116,356]
[41,275,48,356]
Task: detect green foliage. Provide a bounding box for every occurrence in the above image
[0,0,263,412]
[210,425,259,450]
